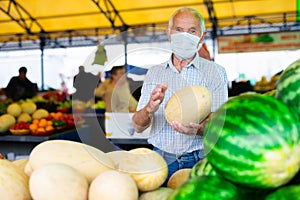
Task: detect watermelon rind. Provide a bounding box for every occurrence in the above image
[265,184,300,200]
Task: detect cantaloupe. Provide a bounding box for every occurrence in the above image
[28,140,115,183]
[0,114,16,133]
[0,159,31,200]
[89,170,138,200]
[118,147,168,191]
[164,86,212,126]
[29,163,88,200]
[167,168,192,189]
[6,103,22,117]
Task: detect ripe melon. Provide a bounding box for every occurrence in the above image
[0,114,16,133]
[20,101,37,114]
[118,147,168,191]
[32,108,49,119]
[17,113,32,123]
[28,140,115,183]
[167,168,192,189]
[12,158,29,172]
[164,86,212,126]
[89,170,138,200]
[29,163,88,200]
[106,150,128,168]
[0,159,31,200]
[6,103,22,117]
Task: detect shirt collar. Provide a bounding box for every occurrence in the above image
[166,54,200,70]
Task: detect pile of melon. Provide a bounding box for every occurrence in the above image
[0,100,50,134]
[0,140,184,200]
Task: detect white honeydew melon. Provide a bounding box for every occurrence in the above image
[20,101,37,114]
[17,113,32,123]
[6,103,22,117]
[118,147,168,192]
[0,159,31,200]
[139,187,174,200]
[29,163,88,200]
[12,158,29,172]
[28,140,115,183]
[0,114,16,133]
[167,168,192,189]
[164,85,212,126]
[89,170,138,200]
[106,150,128,168]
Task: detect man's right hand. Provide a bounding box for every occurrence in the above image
[146,84,168,116]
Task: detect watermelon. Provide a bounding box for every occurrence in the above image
[167,175,241,200]
[204,94,300,189]
[275,58,300,116]
[190,158,218,178]
[265,184,300,200]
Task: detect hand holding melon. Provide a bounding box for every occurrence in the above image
[164,86,212,134]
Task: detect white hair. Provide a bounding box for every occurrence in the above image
[168,7,206,36]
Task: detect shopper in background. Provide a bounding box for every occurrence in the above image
[132,7,228,183]
[94,65,138,112]
[5,66,37,101]
[73,65,100,102]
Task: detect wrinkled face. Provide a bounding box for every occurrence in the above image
[168,11,203,42]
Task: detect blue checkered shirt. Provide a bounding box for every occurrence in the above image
[137,55,228,155]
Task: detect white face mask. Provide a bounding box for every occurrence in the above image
[170,32,201,60]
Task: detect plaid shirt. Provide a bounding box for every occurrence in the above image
[137,55,228,155]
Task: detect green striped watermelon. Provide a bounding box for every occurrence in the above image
[203,94,300,189]
[276,58,300,116]
[265,184,300,200]
[167,176,241,200]
[190,158,218,178]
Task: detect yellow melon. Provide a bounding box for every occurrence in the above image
[167,168,192,189]
[20,101,37,114]
[28,140,115,183]
[6,103,22,117]
[118,148,168,192]
[32,108,49,119]
[0,114,16,133]
[164,86,212,126]
[17,113,32,123]
[0,159,31,200]
[12,158,29,172]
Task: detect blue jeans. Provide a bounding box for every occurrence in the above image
[153,147,206,185]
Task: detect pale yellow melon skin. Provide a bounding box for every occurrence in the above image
[29,163,88,200]
[6,103,22,117]
[12,158,29,172]
[139,187,174,200]
[28,140,115,183]
[164,86,212,126]
[0,114,16,133]
[0,159,31,200]
[167,168,192,189]
[118,148,168,192]
[106,150,128,168]
[89,170,138,200]
[20,101,37,115]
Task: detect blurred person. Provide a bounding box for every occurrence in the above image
[73,65,100,102]
[5,66,37,101]
[94,65,138,112]
[132,7,228,182]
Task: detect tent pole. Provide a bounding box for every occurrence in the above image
[40,36,45,91]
